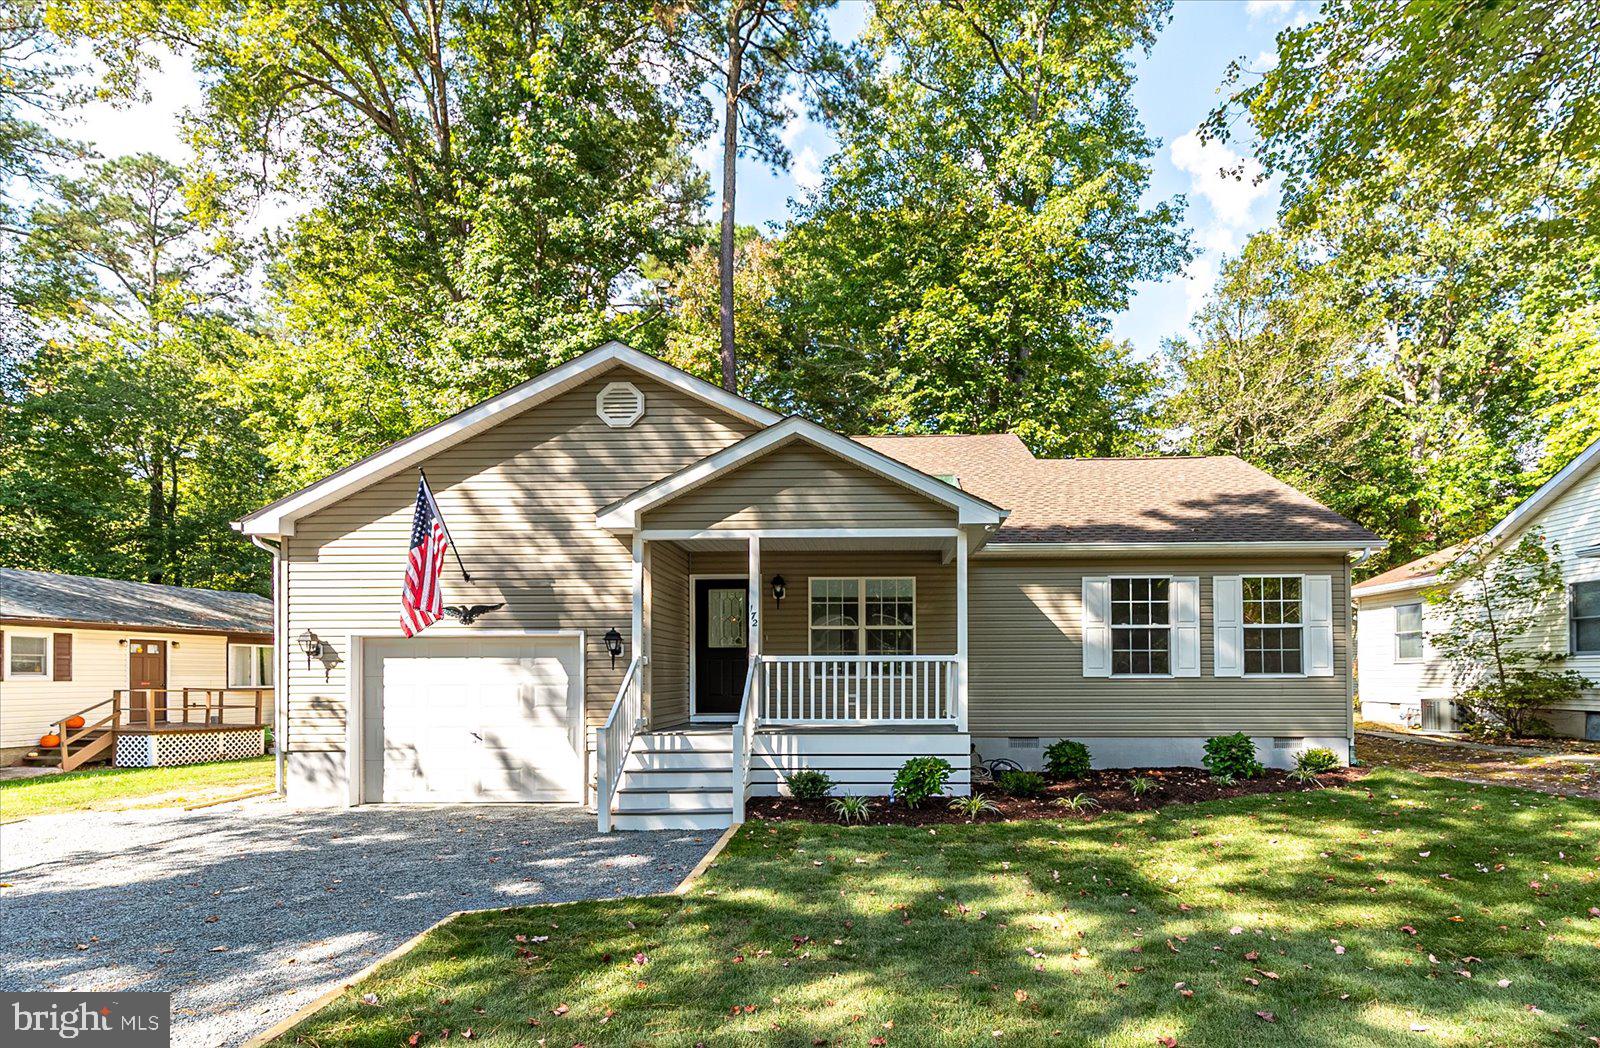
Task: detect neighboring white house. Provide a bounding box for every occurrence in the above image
[1353,439,1600,739]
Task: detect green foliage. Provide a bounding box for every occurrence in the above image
[784,770,835,801]
[891,756,953,808]
[1054,793,1099,812]
[1209,772,1237,788]
[1126,773,1157,798]
[1295,748,1340,775]
[947,793,1000,820]
[994,770,1046,798]
[1287,766,1324,788]
[1043,739,1092,780]
[1202,734,1264,781]
[828,794,871,825]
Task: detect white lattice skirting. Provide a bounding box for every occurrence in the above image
[114,729,266,768]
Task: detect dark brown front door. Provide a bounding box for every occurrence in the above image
[129,640,168,724]
[694,579,749,716]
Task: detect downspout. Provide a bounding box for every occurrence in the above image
[250,534,285,796]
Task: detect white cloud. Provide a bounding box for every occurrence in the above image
[791,145,822,193]
[1244,0,1298,20]
[779,90,809,150]
[1170,129,1267,228]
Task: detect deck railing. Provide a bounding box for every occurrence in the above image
[759,655,959,725]
[47,687,273,771]
[596,655,646,833]
[730,657,762,825]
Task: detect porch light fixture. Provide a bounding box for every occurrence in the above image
[603,627,624,669]
[771,574,787,608]
[296,629,324,669]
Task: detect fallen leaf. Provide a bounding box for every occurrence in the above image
[1255,1011,1277,1023]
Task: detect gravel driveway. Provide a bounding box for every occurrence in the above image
[0,798,716,1046]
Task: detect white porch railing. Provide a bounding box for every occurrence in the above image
[596,655,645,833]
[759,655,959,725]
[730,657,761,825]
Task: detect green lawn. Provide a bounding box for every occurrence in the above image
[275,770,1599,1047]
[0,755,273,821]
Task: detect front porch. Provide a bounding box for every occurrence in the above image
[597,530,976,831]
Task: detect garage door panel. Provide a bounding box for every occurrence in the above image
[362,637,582,804]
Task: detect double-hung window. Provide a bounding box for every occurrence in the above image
[7,634,49,678]
[1110,577,1171,675]
[228,643,275,688]
[1573,581,1600,655]
[1395,603,1424,662]
[1242,575,1303,675]
[809,578,915,655]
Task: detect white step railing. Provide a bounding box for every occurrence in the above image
[730,657,761,825]
[596,655,645,833]
[759,655,959,725]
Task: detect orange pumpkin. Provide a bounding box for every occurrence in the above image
[39,733,61,748]
[64,715,86,730]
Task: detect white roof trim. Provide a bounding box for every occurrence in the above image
[1484,436,1600,546]
[236,341,782,536]
[1351,574,1440,600]
[596,416,1008,531]
[977,540,1385,558]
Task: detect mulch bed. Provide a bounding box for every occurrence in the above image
[746,765,1370,825]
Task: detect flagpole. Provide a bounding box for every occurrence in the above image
[418,468,473,582]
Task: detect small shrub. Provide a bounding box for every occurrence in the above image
[830,795,872,824]
[1295,748,1340,775]
[892,756,954,807]
[785,769,835,800]
[994,770,1047,797]
[1288,765,1325,787]
[1055,793,1100,812]
[1043,739,1092,780]
[1202,733,1265,780]
[1127,773,1158,798]
[1209,772,1237,788]
[948,794,1000,820]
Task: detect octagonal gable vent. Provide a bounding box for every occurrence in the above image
[596,380,645,428]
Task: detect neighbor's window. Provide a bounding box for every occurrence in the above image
[8,634,49,677]
[1573,581,1600,655]
[810,578,915,655]
[1111,577,1171,675]
[1242,576,1303,675]
[228,643,274,688]
[1395,603,1424,662]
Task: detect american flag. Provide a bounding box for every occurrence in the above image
[400,476,451,637]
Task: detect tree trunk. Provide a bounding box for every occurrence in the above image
[718,15,743,393]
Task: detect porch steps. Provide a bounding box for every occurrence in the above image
[609,729,734,831]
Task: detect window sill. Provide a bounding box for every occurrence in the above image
[1109,674,1175,680]
[1242,673,1309,680]
[1394,658,1424,665]
[8,672,49,680]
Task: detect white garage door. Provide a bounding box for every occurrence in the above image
[362,636,583,803]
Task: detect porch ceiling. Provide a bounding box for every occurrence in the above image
[664,534,956,554]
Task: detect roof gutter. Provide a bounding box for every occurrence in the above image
[975,540,1386,558]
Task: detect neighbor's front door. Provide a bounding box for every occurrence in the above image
[129,639,168,724]
[694,578,748,717]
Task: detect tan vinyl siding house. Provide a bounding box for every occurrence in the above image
[0,569,273,764]
[238,341,1385,828]
[1354,438,1600,738]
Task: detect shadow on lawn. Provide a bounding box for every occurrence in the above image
[282,773,1600,1046]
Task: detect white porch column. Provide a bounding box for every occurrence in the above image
[956,528,969,732]
[747,536,762,660]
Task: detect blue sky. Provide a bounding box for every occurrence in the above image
[61,0,1312,359]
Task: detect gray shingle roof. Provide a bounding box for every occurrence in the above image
[0,568,272,635]
[856,436,1383,546]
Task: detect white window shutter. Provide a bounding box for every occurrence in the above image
[1213,575,1243,677]
[1172,576,1201,677]
[1305,574,1335,676]
[1082,576,1111,677]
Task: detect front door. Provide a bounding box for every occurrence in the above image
[694,578,749,717]
[128,639,168,724]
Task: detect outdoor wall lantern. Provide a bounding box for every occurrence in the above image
[296,629,324,669]
[604,627,624,669]
[771,574,787,608]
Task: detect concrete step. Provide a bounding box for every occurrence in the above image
[618,766,733,790]
[614,785,733,812]
[611,809,732,831]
